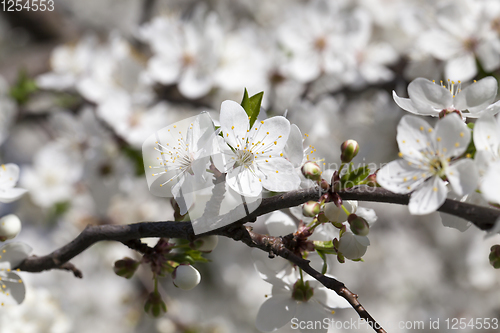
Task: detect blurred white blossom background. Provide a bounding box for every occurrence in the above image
[1,0,500,332]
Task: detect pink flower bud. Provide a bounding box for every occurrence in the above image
[347,214,370,236]
[301,161,321,181]
[302,201,320,217]
[340,140,359,163]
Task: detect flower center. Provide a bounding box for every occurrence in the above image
[234,149,254,168]
[428,157,447,178]
[314,36,327,52]
[292,279,314,302]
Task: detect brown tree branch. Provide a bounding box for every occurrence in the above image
[16,185,499,333]
[17,186,500,274]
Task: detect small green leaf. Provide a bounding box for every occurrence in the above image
[10,69,38,105]
[240,88,264,128]
[341,165,370,188]
[122,145,145,176]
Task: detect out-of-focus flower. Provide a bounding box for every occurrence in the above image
[0,76,16,146]
[219,100,299,196]
[0,286,72,332]
[0,242,32,305]
[139,11,223,99]
[377,114,478,215]
[21,142,82,208]
[0,164,27,204]
[36,35,98,91]
[419,0,500,81]
[278,1,345,83]
[393,77,500,118]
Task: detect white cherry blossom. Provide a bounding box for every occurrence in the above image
[255,269,350,333]
[0,242,31,306]
[0,164,27,204]
[142,112,217,215]
[377,114,478,215]
[393,77,500,118]
[219,100,300,197]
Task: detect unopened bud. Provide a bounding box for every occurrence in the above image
[172,264,201,290]
[144,291,167,317]
[347,214,370,236]
[194,235,219,253]
[302,201,320,217]
[301,161,321,181]
[0,214,21,241]
[113,257,140,279]
[340,140,359,163]
[489,245,500,269]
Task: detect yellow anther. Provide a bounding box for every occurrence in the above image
[398,152,403,157]
[433,187,438,192]
[437,137,441,142]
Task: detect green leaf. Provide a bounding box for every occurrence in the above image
[340,165,370,188]
[121,145,145,176]
[184,249,210,263]
[10,69,38,105]
[240,88,264,128]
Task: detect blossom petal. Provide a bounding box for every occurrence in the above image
[0,271,25,305]
[393,92,438,116]
[0,188,28,204]
[252,116,291,154]
[0,242,32,268]
[314,285,350,309]
[446,159,478,196]
[220,100,249,149]
[434,113,470,158]
[407,78,453,110]
[226,165,262,197]
[256,295,297,332]
[473,114,499,154]
[480,161,500,204]
[377,159,426,194]
[295,302,329,333]
[396,115,435,158]
[284,124,304,168]
[408,176,447,215]
[454,77,497,113]
[445,53,477,82]
[338,232,368,259]
[0,164,20,189]
[265,211,297,237]
[439,212,471,232]
[257,158,301,192]
[251,248,290,280]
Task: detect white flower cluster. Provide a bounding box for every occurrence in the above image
[142,100,301,234]
[378,76,500,231]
